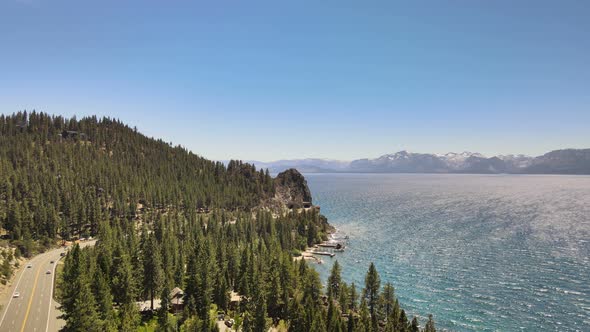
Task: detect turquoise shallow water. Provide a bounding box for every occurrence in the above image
[306,174,590,331]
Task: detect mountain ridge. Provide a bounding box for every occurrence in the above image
[248,149,590,174]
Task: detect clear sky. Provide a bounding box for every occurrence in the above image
[1,1,589,161]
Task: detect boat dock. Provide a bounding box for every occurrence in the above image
[311,251,335,257]
[318,243,343,249]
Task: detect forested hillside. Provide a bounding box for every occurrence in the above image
[0,111,435,331]
[0,111,273,249]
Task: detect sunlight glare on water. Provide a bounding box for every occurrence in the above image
[306,174,590,331]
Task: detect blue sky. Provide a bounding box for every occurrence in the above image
[1,1,589,161]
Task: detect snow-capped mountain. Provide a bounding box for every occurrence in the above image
[245,149,590,174]
[437,151,486,169]
[497,154,534,170]
[349,151,448,173]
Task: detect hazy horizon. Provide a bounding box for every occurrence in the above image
[229,148,586,163]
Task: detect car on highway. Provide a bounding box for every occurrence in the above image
[224,319,234,327]
[46,270,52,274]
[13,291,20,298]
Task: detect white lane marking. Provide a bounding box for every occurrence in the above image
[45,253,59,332]
[0,255,33,328]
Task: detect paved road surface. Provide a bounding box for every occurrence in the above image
[0,241,95,332]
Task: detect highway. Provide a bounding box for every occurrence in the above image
[0,241,95,332]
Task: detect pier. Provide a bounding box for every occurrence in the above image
[318,243,344,249]
[311,251,335,257]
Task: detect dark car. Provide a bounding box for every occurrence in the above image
[217,311,225,320]
[224,319,234,327]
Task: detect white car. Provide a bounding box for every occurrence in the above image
[13,291,20,298]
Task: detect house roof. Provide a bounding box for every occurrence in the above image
[230,291,241,302]
[170,287,184,298]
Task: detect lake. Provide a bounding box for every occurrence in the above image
[305,173,590,331]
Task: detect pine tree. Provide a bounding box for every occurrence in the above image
[327,295,343,332]
[142,233,163,310]
[358,298,372,332]
[111,249,136,306]
[346,310,356,332]
[195,239,213,324]
[289,300,307,332]
[425,314,436,332]
[184,251,199,316]
[241,311,253,332]
[253,293,268,332]
[65,274,101,332]
[158,282,173,332]
[349,283,358,311]
[328,260,342,299]
[119,301,139,332]
[337,282,348,313]
[310,308,326,332]
[364,262,381,329]
[399,309,409,331]
[59,244,82,320]
[93,269,117,331]
[410,316,420,332]
[381,282,395,319]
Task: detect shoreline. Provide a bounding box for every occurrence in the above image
[294,227,347,265]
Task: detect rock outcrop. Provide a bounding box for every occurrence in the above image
[273,168,313,208]
[257,168,317,213]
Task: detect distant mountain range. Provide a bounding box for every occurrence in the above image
[248,149,590,174]
[251,159,351,173]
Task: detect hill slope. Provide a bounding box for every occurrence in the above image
[0,111,276,243]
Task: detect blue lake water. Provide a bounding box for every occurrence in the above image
[305,173,590,331]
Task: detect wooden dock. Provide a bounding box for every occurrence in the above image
[311,251,335,257]
[318,242,345,250]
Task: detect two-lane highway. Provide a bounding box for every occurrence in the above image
[0,241,95,332]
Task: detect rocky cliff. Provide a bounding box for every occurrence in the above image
[257,168,316,213]
[273,168,313,208]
